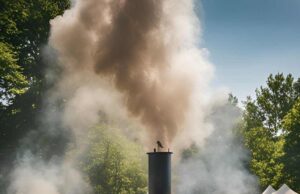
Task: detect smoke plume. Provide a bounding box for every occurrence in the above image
[49,0,212,147]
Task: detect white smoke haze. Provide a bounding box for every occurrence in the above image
[7,0,259,193]
[8,153,91,194]
[175,98,259,194]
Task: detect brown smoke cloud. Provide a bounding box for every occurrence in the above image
[93,0,191,144]
[50,0,196,146]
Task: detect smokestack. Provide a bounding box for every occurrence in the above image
[147,150,172,194]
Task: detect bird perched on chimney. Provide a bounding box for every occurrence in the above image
[157,141,164,151]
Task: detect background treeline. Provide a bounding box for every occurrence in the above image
[0,0,71,192]
[0,0,70,164]
[0,0,299,193]
[242,73,300,191]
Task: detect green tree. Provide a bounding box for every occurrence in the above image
[242,73,300,190]
[0,0,70,141]
[0,42,28,108]
[0,0,70,78]
[243,127,284,188]
[228,93,239,106]
[261,74,299,133]
[0,1,70,192]
[84,125,147,194]
[0,0,70,146]
[245,74,300,135]
[282,98,300,192]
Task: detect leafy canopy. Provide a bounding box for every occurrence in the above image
[242,73,300,190]
[0,42,28,108]
[282,98,300,192]
[83,125,147,194]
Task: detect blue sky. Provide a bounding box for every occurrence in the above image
[198,0,300,102]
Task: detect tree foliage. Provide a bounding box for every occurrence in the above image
[0,1,70,191]
[244,74,300,135]
[0,0,70,134]
[282,98,300,192]
[243,127,284,188]
[0,0,70,78]
[83,125,147,194]
[242,73,300,191]
[0,42,28,108]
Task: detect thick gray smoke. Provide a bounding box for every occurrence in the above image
[7,0,259,193]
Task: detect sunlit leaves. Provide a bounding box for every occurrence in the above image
[83,125,147,194]
[242,73,300,190]
[282,99,300,192]
[0,42,28,107]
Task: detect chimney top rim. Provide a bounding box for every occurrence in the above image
[147,152,173,155]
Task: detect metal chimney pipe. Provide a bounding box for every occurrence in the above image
[147,151,172,194]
